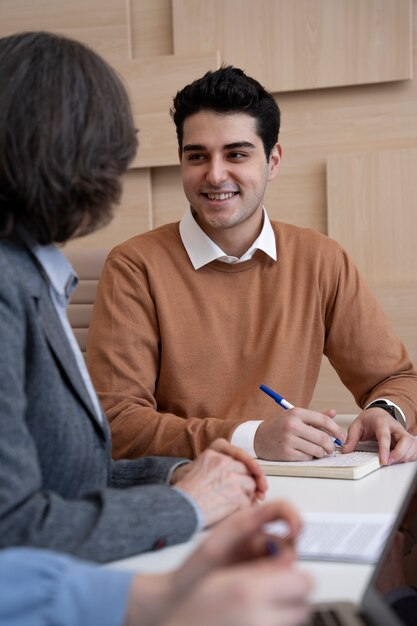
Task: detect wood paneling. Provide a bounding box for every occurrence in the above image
[327,147,417,283]
[0,0,129,65]
[115,52,220,115]
[129,0,173,58]
[131,112,178,168]
[152,166,187,227]
[173,0,412,92]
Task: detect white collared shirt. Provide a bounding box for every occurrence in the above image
[179,206,277,270]
[179,207,276,456]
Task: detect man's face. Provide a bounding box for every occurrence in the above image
[179,110,281,242]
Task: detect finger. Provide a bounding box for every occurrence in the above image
[285,422,336,457]
[373,425,392,466]
[253,500,304,541]
[246,561,314,601]
[275,448,315,462]
[236,474,259,501]
[177,500,304,594]
[297,429,336,457]
[342,418,364,453]
[295,410,345,443]
[267,604,312,626]
[210,438,268,497]
[388,435,417,465]
[210,501,303,562]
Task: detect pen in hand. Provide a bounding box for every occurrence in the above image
[259,384,344,447]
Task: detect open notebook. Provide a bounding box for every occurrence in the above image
[258,450,381,480]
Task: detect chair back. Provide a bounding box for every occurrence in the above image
[64,248,108,353]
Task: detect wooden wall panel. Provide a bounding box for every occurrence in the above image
[265,156,327,233]
[173,0,412,92]
[327,148,417,284]
[152,167,188,228]
[0,0,129,65]
[129,0,173,58]
[131,112,178,168]
[116,52,220,115]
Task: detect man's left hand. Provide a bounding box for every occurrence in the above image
[342,408,417,465]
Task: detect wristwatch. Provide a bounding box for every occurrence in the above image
[366,400,406,428]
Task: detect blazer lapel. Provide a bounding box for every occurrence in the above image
[8,242,107,436]
[37,288,107,434]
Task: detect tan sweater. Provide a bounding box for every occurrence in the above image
[87,221,417,459]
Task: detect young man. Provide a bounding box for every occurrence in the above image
[0,35,265,563]
[88,66,417,466]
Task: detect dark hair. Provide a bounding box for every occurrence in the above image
[0,31,138,244]
[170,66,280,160]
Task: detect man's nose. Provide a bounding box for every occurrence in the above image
[206,157,227,186]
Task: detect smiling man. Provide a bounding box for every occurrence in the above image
[87,66,417,465]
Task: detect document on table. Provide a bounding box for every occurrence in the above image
[266,511,396,563]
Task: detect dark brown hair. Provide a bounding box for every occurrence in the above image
[170,65,280,160]
[0,31,138,244]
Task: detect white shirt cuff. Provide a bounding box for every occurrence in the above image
[231,421,264,458]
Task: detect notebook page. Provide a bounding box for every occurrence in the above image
[260,450,377,468]
[266,512,395,563]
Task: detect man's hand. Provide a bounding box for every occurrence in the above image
[254,408,345,460]
[172,438,267,527]
[343,408,417,466]
[164,501,312,626]
[174,500,302,590]
[164,558,312,626]
[124,501,312,626]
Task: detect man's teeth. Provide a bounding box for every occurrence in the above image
[207,192,235,200]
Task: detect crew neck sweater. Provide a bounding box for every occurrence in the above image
[87,221,417,459]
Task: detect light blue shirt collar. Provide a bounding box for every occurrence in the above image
[179,207,277,270]
[32,245,79,304]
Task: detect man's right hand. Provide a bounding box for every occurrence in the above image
[254,408,346,461]
[174,439,265,527]
[163,500,313,626]
[124,501,313,626]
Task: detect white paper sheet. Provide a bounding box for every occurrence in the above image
[266,511,396,563]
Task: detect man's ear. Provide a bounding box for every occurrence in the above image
[267,143,282,181]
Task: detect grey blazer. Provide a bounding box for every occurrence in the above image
[0,241,197,562]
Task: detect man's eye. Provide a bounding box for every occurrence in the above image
[188,154,206,161]
[228,152,246,159]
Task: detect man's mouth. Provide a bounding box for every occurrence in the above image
[203,191,238,200]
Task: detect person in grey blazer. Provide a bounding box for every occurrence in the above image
[0,501,313,626]
[0,31,266,564]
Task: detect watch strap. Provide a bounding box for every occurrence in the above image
[366,400,406,428]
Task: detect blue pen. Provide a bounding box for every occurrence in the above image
[259,384,344,447]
